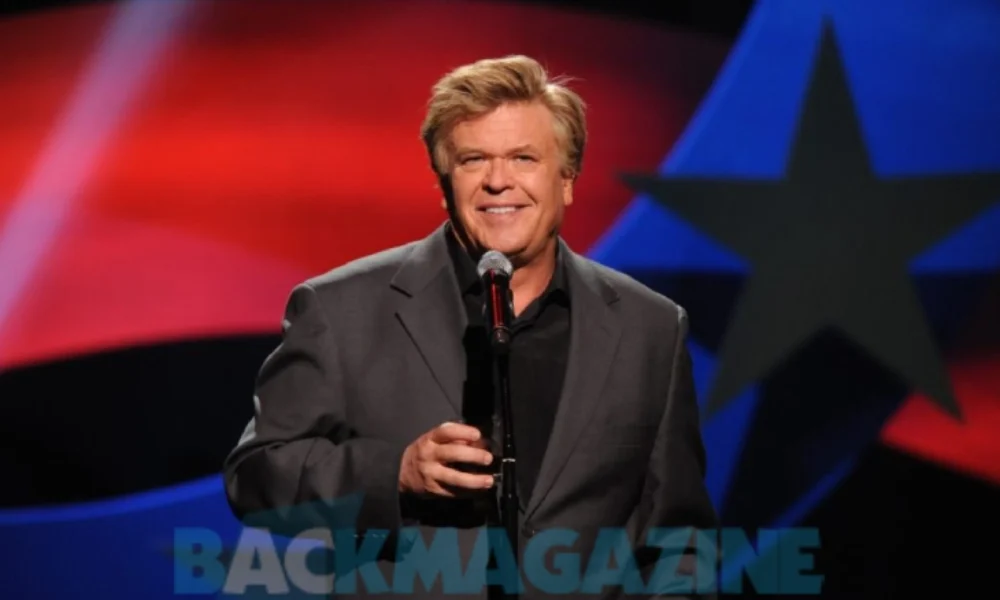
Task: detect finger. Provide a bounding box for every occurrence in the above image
[451,437,490,450]
[430,463,494,490]
[424,482,458,498]
[435,442,493,467]
[464,437,490,450]
[430,422,482,444]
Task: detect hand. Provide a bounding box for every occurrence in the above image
[398,422,495,497]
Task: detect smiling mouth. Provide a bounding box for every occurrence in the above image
[479,206,526,214]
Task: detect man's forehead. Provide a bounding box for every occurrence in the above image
[449,107,556,151]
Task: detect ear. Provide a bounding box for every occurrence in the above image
[562,176,574,207]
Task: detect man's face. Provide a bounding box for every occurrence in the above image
[443,101,573,266]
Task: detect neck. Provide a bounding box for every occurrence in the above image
[445,223,557,316]
[509,240,557,316]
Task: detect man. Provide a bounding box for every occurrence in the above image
[224,55,718,598]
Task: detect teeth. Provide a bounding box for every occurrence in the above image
[485,207,517,214]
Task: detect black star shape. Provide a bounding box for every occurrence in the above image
[622,20,1000,420]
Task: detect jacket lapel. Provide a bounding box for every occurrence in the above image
[525,245,621,519]
[391,225,467,415]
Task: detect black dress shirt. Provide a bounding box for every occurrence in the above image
[445,228,571,508]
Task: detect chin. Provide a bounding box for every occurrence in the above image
[483,239,528,257]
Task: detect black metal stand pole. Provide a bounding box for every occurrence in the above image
[495,351,518,600]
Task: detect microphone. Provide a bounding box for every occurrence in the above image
[476,250,514,353]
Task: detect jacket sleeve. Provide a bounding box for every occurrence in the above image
[628,305,720,599]
[222,281,408,556]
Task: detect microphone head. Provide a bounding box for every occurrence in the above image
[477,250,513,279]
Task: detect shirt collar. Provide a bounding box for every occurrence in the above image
[444,222,569,301]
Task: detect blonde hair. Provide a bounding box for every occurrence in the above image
[420,55,587,179]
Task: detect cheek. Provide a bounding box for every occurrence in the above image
[449,178,479,209]
[524,177,565,212]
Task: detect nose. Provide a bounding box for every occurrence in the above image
[483,158,513,193]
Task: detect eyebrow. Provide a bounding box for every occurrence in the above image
[454,145,540,156]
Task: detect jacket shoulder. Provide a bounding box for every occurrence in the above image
[584,258,686,322]
[299,240,419,296]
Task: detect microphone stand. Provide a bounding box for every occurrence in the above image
[494,348,518,600]
[484,272,518,599]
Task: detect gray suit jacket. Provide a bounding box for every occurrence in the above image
[223,223,718,599]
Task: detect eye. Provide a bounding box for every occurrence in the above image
[514,154,536,162]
